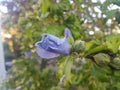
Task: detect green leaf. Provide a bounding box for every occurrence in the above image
[63,56,74,76]
[70,75,81,86]
[41,0,51,14]
[58,56,74,79]
[67,36,74,46]
[111,0,120,6]
[45,25,64,36]
[115,11,120,24]
[104,10,117,23]
[85,40,101,51]
[106,34,120,53]
[106,10,117,19]
[85,45,108,57]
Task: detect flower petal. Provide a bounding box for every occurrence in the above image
[64,28,72,38]
[47,38,71,54]
[24,52,32,57]
[36,46,60,59]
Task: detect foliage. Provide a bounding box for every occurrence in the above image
[1,0,120,90]
[5,57,59,90]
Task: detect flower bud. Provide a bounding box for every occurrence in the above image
[93,53,110,66]
[110,57,120,69]
[73,40,85,53]
[94,31,104,39]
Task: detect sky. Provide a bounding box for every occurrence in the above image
[92,0,106,3]
[0,6,8,13]
[0,0,8,13]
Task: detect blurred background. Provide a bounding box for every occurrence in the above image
[0,0,120,90]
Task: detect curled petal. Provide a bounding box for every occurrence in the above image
[64,28,72,38]
[47,38,71,54]
[36,46,60,59]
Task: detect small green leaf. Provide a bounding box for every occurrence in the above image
[63,56,74,76]
[67,36,74,45]
[85,45,108,57]
[106,34,120,53]
[41,0,51,14]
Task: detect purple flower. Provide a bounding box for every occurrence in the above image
[5,61,13,67]
[35,28,72,59]
[24,52,32,57]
